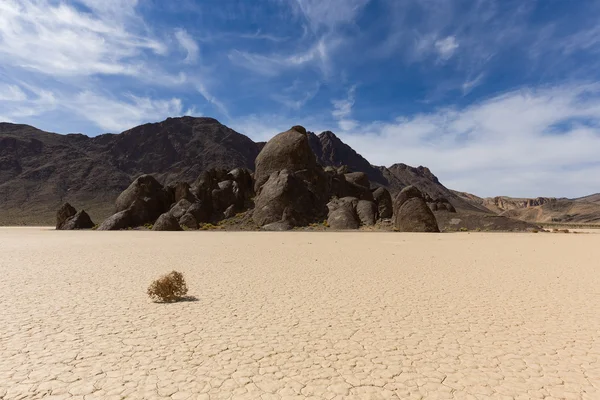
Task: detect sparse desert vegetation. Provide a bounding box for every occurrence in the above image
[147,271,189,302]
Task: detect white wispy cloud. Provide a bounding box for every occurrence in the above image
[70,92,183,132]
[336,83,600,197]
[175,29,200,64]
[462,73,485,95]
[228,37,334,76]
[271,80,321,110]
[435,36,459,60]
[0,0,165,77]
[293,0,370,31]
[0,84,27,102]
[331,85,358,131]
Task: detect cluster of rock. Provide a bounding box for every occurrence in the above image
[423,193,457,213]
[95,167,254,231]
[58,125,444,233]
[56,203,95,230]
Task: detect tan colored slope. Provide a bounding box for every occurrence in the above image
[452,190,600,224]
[575,193,600,204]
[1,228,598,399]
[502,199,600,224]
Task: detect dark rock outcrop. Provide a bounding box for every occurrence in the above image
[179,212,198,230]
[373,187,393,219]
[327,197,360,230]
[56,203,77,230]
[344,172,370,189]
[0,117,261,225]
[356,200,377,226]
[97,210,133,231]
[254,126,319,192]
[169,199,193,219]
[115,175,172,226]
[56,203,95,230]
[393,186,440,232]
[253,170,323,227]
[152,213,182,231]
[187,201,211,224]
[61,211,95,230]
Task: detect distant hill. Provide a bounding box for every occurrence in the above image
[308,131,489,213]
[1,116,595,226]
[574,193,600,204]
[0,117,261,224]
[452,191,600,225]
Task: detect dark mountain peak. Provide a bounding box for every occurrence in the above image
[165,116,221,125]
[0,117,261,224]
[388,163,440,184]
[318,130,340,141]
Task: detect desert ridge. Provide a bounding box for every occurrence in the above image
[56,125,537,233]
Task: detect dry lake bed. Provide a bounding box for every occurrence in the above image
[0,228,599,399]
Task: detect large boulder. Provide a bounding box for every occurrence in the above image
[187,201,211,223]
[152,213,183,231]
[228,168,254,199]
[393,186,440,232]
[327,197,360,230]
[169,182,195,203]
[56,203,95,230]
[56,203,76,230]
[98,210,133,231]
[254,126,318,192]
[344,172,370,189]
[373,187,393,219]
[253,169,323,227]
[114,175,172,227]
[179,212,198,230]
[212,180,241,213]
[356,200,377,226]
[170,199,193,219]
[61,211,95,230]
[328,172,373,201]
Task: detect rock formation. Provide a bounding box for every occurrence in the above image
[56,203,95,230]
[252,126,329,228]
[327,197,360,230]
[393,186,440,232]
[372,187,393,219]
[152,213,183,231]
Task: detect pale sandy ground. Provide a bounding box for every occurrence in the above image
[0,228,599,400]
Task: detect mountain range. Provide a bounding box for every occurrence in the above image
[1,116,599,226]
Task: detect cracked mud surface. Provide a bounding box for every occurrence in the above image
[0,228,599,399]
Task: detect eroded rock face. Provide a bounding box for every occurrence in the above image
[373,187,393,219]
[179,212,198,230]
[327,197,360,230]
[114,175,172,227]
[254,126,319,192]
[228,168,254,199]
[56,203,95,230]
[356,200,377,226]
[98,210,133,231]
[169,182,195,203]
[170,199,193,220]
[344,172,370,189]
[56,203,77,230]
[61,211,95,230]
[393,186,440,232]
[187,201,211,224]
[253,170,323,227]
[152,213,182,231]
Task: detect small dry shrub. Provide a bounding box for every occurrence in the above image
[147,271,188,302]
[532,229,539,233]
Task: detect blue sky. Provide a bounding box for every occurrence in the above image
[2,0,600,197]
